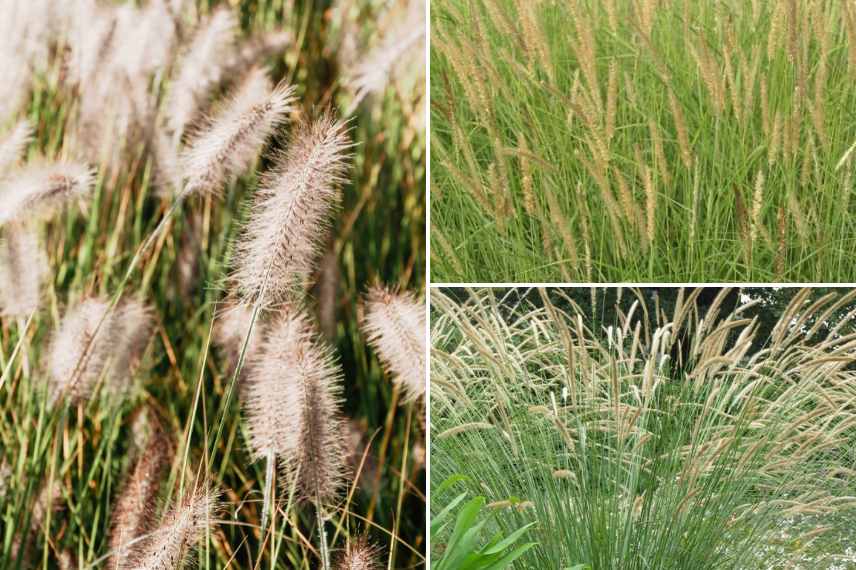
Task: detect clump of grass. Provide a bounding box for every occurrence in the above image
[0,0,425,568]
[431,288,856,569]
[431,0,856,281]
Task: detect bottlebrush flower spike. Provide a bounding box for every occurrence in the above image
[336,537,381,570]
[47,297,118,404]
[108,299,155,396]
[108,417,174,568]
[166,7,238,142]
[232,115,351,307]
[361,286,426,401]
[346,0,425,106]
[0,160,94,226]
[0,222,48,319]
[0,457,10,498]
[244,311,348,503]
[46,297,153,404]
[0,119,32,174]
[127,485,221,570]
[179,67,294,199]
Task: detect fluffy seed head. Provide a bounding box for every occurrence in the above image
[47,297,116,403]
[0,119,32,174]
[244,312,347,503]
[346,0,425,106]
[108,418,175,569]
[336,537,381,570]
[361,286,426,401]
[0,457,10,498]
[643,164,656,247]
[0,161,94,227]
[0,222,47,318]
[46,297,153,404]
[232,115,351,307]
[109,299,155,397]
[0,45,30,124]
[108,2,177,81]
[166,7,238,141]
[127,485,221,570]
[750,169,765,246]
[180,67,294,199]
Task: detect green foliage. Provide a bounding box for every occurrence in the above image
[431,0,856,282]
[431,477,536,570]
[431,288,856,569]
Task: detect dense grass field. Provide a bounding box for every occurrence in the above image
[431,0,856,282]
[0,0,425,568]
[430,288,856,569]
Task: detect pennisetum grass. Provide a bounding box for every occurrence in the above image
[346,0,424,110]
[0,119,31,174]
[0,0,425,568]
[432,0,856,281]
[166,7,238,145]
[108,414,175,569]
[244,312,348,570]
[431,288,856,568]
[0,222,48,320]
[179,67,295,200]
[335,537,381,570]
[232,115,351,308]
[124,484,222,570]
[0,160,94,226]
[45,296,152,405]
[361,286,426,402]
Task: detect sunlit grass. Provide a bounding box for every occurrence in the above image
[0,1,425,568]
[431,0,856,282]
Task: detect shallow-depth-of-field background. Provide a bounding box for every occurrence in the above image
[431,287,856,569]
[431,0,856,282]
[0,0,425,568]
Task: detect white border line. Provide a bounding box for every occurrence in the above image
[423,0,432,566]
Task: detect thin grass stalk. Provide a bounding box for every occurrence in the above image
[261,449,275,535]
[317,501,331,570]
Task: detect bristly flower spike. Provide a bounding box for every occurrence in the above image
[361,286,426,401]
[232,114,352,308]
[125,485,221,570]
[0,119,32,174]
[0,160,94,226]
[46,297,153,404]
[0,222,48,319]
[179,67,294,199]
[166,7,238,142]
[108,416,174,569]
[244,311,347,568]
[244,311,348,501]
[346,0,425,108]
[335,537,382,570]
